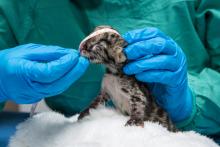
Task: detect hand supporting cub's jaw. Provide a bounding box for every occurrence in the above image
[0,43,89,104]
[122,27,193,122]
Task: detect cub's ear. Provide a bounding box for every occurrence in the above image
[114,46,126,63]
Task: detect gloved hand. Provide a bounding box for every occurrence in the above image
[0,43,89,104]
[122,28,193,122]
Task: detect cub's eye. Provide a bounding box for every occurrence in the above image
[86,44,96,51]
[87,47,93,51]
[111,34,115,38]
[90,56,95,60]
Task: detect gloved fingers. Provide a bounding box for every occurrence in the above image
[124,37,177,60]
[135,70,173,85]
[135,67,185,86]
[18,43,72,54]
[31,56,89,96]
[123,55,179,75]
[23,49,81,83]
[19,43,77,62]
[122,27,169,44]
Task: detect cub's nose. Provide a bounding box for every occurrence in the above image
[80,49,85,54]
[80,49,88,57]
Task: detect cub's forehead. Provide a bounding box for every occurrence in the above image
[79,27,120,50]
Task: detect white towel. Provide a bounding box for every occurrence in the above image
[9,107,219,147]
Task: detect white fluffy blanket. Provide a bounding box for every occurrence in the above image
[9,107,219,147]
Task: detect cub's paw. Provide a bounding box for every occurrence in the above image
[125,118,144,127]
[77,109,90,120]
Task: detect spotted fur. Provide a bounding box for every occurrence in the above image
[78,26,177,132]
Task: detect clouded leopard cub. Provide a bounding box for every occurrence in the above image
[78,26,177,132]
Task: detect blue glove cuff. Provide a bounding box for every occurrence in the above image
[168,86,193,122]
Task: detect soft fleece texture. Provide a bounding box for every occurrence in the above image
[9,107,219,147]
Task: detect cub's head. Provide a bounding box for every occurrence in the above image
[79,26,127,65]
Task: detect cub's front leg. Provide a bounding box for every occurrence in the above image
[125,94,146,127]
[78,90,110,120]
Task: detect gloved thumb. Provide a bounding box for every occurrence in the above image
[22,49,80,83]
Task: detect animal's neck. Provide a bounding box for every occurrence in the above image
[105,62,125,75]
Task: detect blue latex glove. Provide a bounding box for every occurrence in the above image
[123,28,193,122]
[0,43,89,104]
